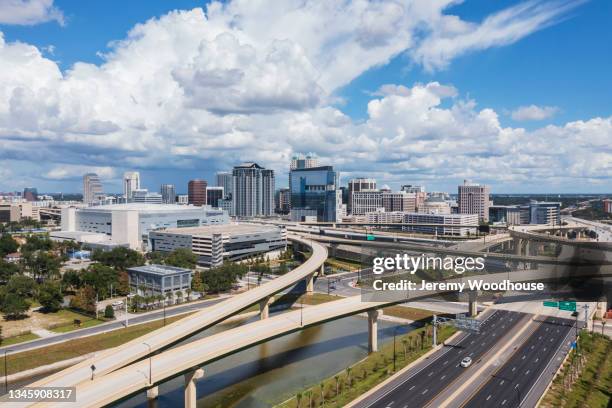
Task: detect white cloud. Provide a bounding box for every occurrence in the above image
[511,104,559,121]
[0,0,64,26]
[44,165,116,180]
[0,0,606,192]
[412,0,585,71]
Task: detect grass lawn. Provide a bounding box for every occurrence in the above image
[48,309,105,333]
[540,332,611,408]
[0,312,194,377]
[275,325,457,408]
[325,257,361,272]
[1,332,40,347]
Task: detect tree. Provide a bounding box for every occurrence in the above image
[104,304,115,319]
[0,234,19,257]
[81,264,119,299]
[62,269,82,291]
[38,282,63,312]
[92,247,145,270]
[191,271,204,293]
[28,251,62,280]
[117,271,130,295]
[6,275,36,298]
[1,293,30,319]
[165,248,197,269]
[21,235,53,252]
[346,367,352,388]
[278,262,289,275]
[70,285,97,315]
[334,375,340,396]
[0,259,20,283]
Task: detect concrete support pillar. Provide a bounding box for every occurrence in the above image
[514,238,523,256]
[468,292,478,317]
[146,386,159,400]
[319,264,325,277]
[259,296,274,320]
[367,309,383,353]
[184,368,204,408]
[306,274,314,295]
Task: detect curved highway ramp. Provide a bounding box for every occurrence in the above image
[20,236,327,394]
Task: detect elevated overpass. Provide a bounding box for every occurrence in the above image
[18,236,327,395]
[28,264,612,408]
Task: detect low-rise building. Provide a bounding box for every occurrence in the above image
[57,203,228,250]
[149,223,287,267]
[127,264,192,300]
[403,213,478,236]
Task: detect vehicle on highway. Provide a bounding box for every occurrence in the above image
[461,357,473,367]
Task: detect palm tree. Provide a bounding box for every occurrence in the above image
[346,367,352,388]
[186,288,192,302]
[165,291,173,305]
[296,391,302,408]
[402,338,408,360]
[307,389,312,408]
[319,382,325,405]
[334,375,340,397]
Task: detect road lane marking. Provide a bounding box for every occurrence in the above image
[409,385,415,391]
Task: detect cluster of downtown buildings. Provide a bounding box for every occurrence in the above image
[2,153,575,269]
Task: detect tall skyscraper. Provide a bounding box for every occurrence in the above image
[290,165,340,222]
[83,173,103,205]
[206,186,224,207]
[160,184,176,204]
[188,179,207,206]
[458,180,491,222]
[347,178,377,215]
[232,163,274,217]
[23,187,38,202]
[123,172,140,200]
[216,172,232,199]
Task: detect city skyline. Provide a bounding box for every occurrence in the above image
[0,0,611,194]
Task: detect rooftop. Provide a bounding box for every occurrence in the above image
[128,264,192,275]
[78,203,213,212]
[161,223,280,236]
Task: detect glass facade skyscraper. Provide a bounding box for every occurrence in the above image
[289,165,340,222]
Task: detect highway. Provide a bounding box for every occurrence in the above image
[29,295,410,408]
[352,310,524,408]
[19,235,327,393]
[462,316,575,408]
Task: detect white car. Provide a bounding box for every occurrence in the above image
[112,301,124,308]
[460,357,473,368]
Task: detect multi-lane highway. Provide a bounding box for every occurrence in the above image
[462,316,575,408]
[352,310,524,408]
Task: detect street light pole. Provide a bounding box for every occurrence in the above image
[163,298,166,327]
[4,349,11,394]
[300,296,303,327]
[143,342,152,385]
[393,328,397,372]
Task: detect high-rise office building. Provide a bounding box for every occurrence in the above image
[529,201,561,225]
[83,173,103,205]
[123,172,140,200]
[188,179,207,206]
[458,180,491,222]
[160,184,176,204]
[232,163,275,217]
[23,187,38,202]
[216,172,232,199]
[206,187,224,207]
[276,188,291,214]
[290,153,319,170]
[401,185,425,193]
[290,165,341,222]
[604,199,612,214]
[347,178,377,214]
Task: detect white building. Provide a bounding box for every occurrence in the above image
[123,172,140,200]
[131,189,163,204]
[149,223,287,267]
[56,203,228,250]
[83,173,103,205]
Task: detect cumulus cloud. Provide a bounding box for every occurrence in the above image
[44,165,116,180]
[511,104,559,121]
[0,0,64,26]
[0,0,606,192]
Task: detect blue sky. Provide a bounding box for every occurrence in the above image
[0,0,611,194]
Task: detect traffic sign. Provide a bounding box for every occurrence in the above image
[559,301,577,311]
[543,301,558,308]
[366,235,376,241]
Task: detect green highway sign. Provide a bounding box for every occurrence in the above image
[366,235,376,241]
[559,301,577,312]
[543,301,558,308]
